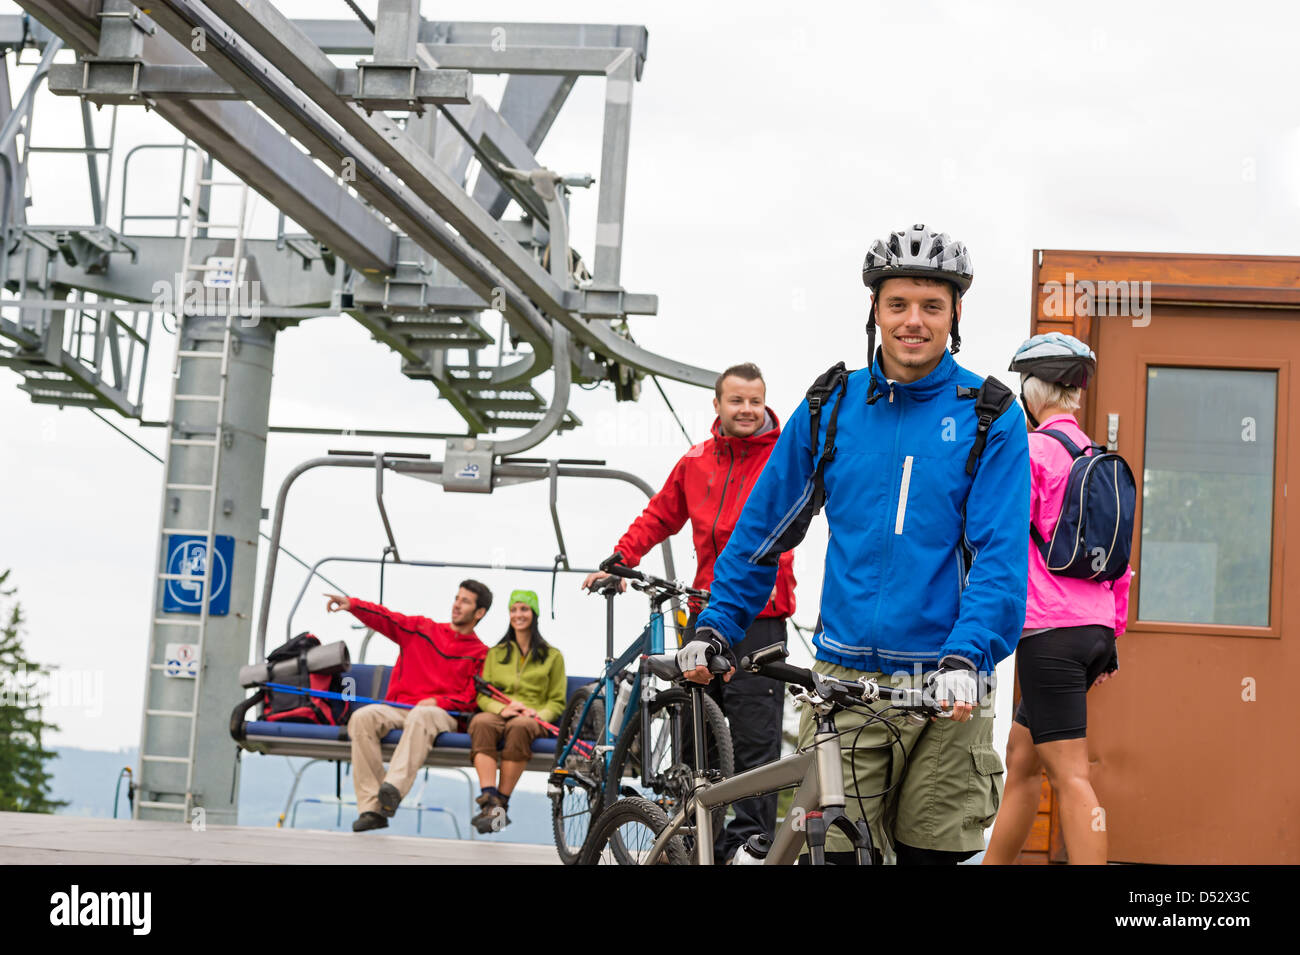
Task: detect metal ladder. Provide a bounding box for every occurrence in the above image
[136,156,251,820]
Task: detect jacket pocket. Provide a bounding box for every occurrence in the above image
[962,743,1005,830]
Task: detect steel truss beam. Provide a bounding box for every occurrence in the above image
[13,1,717,431]
[46,61,473,105]
[18,0,398,274]
[146,0,712,388]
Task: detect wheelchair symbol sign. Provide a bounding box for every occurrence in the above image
[162,535,233,615]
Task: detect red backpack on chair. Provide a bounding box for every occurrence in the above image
[260,633,352,725]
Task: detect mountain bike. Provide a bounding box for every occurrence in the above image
[547,558,734,864]
[579,642,940,864]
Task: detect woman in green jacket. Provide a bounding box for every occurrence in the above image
[468,589,567,833]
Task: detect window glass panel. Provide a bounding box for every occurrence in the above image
[1139,366,1277,626]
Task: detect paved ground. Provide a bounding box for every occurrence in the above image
[0,812,559,865]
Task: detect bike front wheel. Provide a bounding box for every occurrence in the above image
[549,683,606,864]
[604,686,733,861]
[579,796,690,865]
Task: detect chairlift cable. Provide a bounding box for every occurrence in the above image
[622,327,693,446]
[342,0,375,33]
[434,105,551,225]
[88,408,351,595]
[90,408,163,463]
[650,375,692,446]
[787,619,819,659]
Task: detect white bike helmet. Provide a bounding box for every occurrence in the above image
[861,224,973,360]
[1009,332,1097,389]
[862,224,974,295]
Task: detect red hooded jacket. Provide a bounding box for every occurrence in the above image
[615,410,796,620]
[347,599,488,710]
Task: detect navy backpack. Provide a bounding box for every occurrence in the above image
[1031,429,1136,582]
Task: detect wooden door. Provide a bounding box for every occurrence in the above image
[1088,305,1296,863]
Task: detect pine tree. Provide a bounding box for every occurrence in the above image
[0,569,67,813]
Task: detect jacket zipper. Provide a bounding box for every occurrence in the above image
[516,649,522,697]
[710,441,736,559]
[867,382,903,667]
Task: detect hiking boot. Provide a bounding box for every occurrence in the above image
[377,782,402,818]
[471,793,510,834]
[352,811,389,832]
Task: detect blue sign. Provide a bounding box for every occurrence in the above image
[162,535,234,615]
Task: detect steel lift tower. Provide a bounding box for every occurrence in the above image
[0,1,716,825]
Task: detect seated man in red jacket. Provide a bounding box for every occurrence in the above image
[582,362,797,861]
[324,580,491,832]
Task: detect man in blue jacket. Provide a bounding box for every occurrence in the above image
[684,225,1030,864]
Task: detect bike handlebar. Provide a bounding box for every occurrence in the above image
[644,652,732,683]
[590,559,710,603]
[748,659,817,691]
[739,652,938,715]
[606,562,644,581]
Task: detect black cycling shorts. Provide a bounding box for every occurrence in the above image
[1013,625,1115,744]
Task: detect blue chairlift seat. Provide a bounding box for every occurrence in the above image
[233,663,593,772]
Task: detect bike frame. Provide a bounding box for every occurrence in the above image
[552,589,667,779]
[647,697,875,865]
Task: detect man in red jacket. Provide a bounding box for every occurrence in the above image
[582,362,796,861]
[324,581,491,832]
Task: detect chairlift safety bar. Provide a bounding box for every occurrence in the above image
[255,454,681,660]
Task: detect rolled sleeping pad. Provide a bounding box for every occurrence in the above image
[238,640,350,688]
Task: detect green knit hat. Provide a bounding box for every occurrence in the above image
[508,589,540,618]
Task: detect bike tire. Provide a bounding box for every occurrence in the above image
[604,686,734,859]
[548,683,606,865]
[579,796,690,865]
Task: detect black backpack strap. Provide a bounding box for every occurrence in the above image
[291,647,310,702]
[753,364,852,564]
[1036,428,1086,459]
[963,376,1016,476]
[1029,521,1051,561]
[806,362,850,516]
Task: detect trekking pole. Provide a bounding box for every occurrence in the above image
[260,681,414,710]
[473,677,594,756]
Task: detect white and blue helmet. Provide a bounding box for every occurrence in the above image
[1009,332,1097,389]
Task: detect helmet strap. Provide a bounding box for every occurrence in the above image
[866,294,879,370]
[1020,393,1041,430]
[865,300,883,404]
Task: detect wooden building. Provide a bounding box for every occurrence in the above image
[1018,250,1299,863]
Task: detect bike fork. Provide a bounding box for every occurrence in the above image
[806,714,875,865]
[803,809,875,865]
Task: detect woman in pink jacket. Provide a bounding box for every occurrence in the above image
[984,333,1130,865]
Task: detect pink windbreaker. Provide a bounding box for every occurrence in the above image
[1025,414,1131,636]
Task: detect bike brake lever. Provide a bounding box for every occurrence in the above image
[900,685,947,721]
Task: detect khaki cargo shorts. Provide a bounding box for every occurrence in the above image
[794,660,1004,856]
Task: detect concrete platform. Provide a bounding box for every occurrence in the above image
[0,812,559,865]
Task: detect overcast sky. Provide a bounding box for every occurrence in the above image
[3,0,1299,755]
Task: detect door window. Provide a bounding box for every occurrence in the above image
[1138,366,1278,626]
